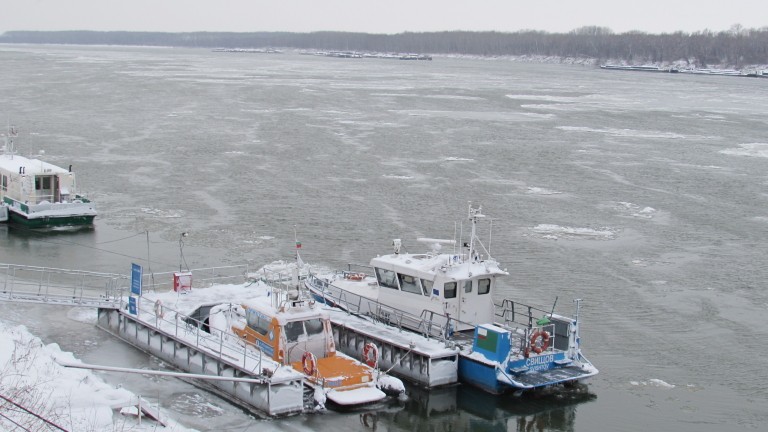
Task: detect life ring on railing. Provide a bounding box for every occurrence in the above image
[154,300,164,319]
[529,330,550,354]
[302,351,317,376]
[362,342,379,367]
[346,273,365,281]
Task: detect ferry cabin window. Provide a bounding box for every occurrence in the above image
[375,268,399,290]
[421,279,434,296]
[398,273,423,295]
[246,309,270,336]
[463,280,472,293]
[1,175,6,191]
[478,278,491,295]
[444,282,457,299]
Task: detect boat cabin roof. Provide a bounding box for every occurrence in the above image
[370,252,507,281]
[241,298,328,325]
[0,153,69,175]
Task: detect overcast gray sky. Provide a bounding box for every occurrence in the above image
[1,0,765,34]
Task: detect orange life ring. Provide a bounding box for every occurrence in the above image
[302,351,317,376]
[529,330,551,354]
[346,273,365,281]
[362,342,378,367]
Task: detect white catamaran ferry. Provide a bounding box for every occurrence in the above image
[0,125,96,228]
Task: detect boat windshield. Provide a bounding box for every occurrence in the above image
[284,318,326,342]
[398,273,424,295]
[375,268,398,290]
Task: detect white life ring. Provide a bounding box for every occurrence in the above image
[154,299,164,319]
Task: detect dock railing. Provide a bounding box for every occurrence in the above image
[306,271,476,344]
[0,262,126,308]
[141,264,251,292]
[124,295,271,379]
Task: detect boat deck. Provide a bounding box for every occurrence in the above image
[326,308,461,388]
[510,365,592,388]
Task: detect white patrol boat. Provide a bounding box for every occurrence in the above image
[307,204,507,333]
[305,203,598,394]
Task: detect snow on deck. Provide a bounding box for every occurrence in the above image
[326,387,386,406]
[131,281,301,382]
[326,307,458,357]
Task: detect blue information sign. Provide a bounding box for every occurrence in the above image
[128,296,137,315]
[131,263,142,296]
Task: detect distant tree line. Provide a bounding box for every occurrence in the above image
[2,26,767,66]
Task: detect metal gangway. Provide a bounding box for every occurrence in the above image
[0,262,127,308]
[0,262,254,309]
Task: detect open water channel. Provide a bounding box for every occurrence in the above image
[1,44,767,431]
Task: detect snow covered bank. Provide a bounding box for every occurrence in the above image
[0,320,195,432]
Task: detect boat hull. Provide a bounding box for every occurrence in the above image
[7,209,96,228]
[458,354,598,395]
[458,356,510,395]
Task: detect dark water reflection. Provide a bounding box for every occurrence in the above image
[361,383,596,432]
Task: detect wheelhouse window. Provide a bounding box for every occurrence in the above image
[463,280,473,293]
[304,318,325,336]
[421,279,434,296]
[375,268,399,290]
[478,278,491,295]
[444,282,457,299]
[285,319,325,342]
[1,175,6,192]
[284,321,303,342]
[246,309,270,336]
[398,273,423,295]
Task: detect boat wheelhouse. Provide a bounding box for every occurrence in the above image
[308,204,506,332]
[0,125,96,227]
[226,289,402,407]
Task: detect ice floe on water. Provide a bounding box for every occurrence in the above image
[557,126,687,140]
[630,379,676,389]
[526,186,562,195]
[141,207,183,218]
[614,202,657,219]
[167,393,225,418]
[505,94,579,103]
[530,224,618,240]
[372,93,484,101]
[382,174,414,180]
[719,143,768,158]
[390,109,553,121]
[445,156,475,162]
[242,235,275,245]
